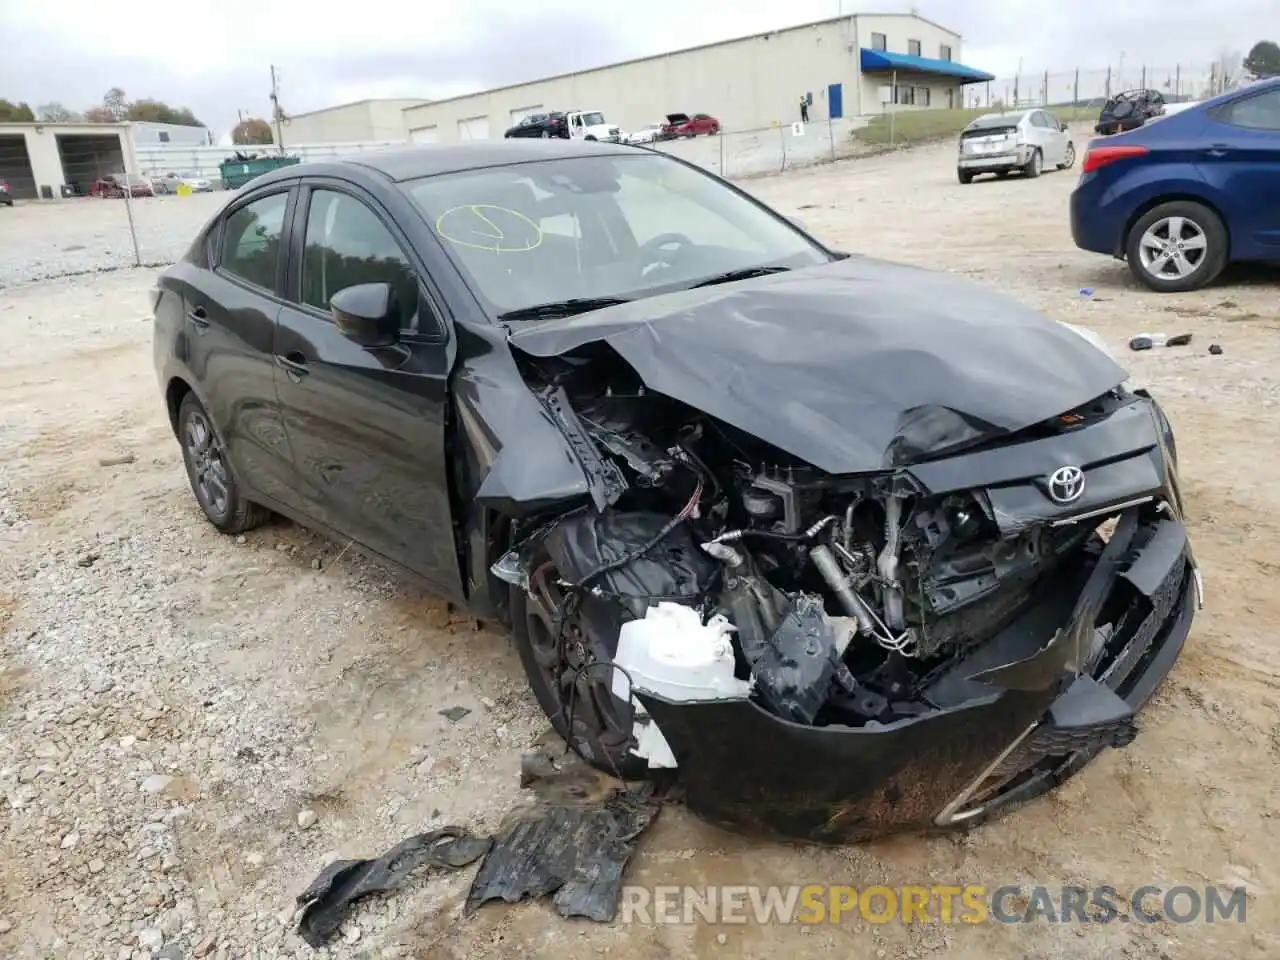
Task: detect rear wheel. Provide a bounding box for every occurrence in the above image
[1023,148,1043,178]
[957,169,974,184]
[177,393,267,534]
[1125,200,1228,293]
[509,549,645,780]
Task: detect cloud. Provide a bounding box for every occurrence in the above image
[1,0,1276,135]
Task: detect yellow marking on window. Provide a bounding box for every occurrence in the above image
[436,204,543,252]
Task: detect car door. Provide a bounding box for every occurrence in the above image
[1029,111,1058,163]
[273,178,462,594]
[183,183,307,512]
[1042,111,1067,163]
[1195,86,1280,259]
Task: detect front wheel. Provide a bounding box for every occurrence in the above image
[958,168,974,184]
[1058,142,1076,170]
[177,393,267,534]
[509,549,645,780]
[1125,200,1228,293]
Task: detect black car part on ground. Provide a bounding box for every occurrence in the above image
[294,743,662,944]
[295,828,492,947]
[485,256,1199,843]
[1095,89,1166,135]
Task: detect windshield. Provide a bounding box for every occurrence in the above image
[579,111,605,126]
[403,153,831,318]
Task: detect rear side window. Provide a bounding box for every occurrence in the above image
[1218,89,1280,131]
[219,192,289,291]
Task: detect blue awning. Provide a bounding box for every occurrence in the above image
[859,49,994,84]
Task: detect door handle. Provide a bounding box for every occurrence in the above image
[1204,144,1229,158]
[186,306,209,327]
[274,352,310,380]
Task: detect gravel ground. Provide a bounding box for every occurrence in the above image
[0,192,228,288]
[2,133,1280,960]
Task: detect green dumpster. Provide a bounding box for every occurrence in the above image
[219,154,301,190]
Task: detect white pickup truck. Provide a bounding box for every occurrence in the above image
[565,110,623,143]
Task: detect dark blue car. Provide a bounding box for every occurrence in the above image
[1070,77,1280,292]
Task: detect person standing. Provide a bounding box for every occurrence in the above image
[799,96,810,123]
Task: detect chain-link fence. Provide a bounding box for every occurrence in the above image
[0,186,227,288]
[963,63,1221,111]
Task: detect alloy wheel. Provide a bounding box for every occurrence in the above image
[183,409,231,518]
[522,558,634,764]
[1138,216,1207,281]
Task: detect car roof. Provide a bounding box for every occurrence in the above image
[254,139,640,186]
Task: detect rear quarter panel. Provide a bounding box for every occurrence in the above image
[1076,115,1233,257]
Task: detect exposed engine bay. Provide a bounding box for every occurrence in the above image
[492,343,1189,781]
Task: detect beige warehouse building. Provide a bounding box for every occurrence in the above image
[280,98,430,145]
[402,12,992,144]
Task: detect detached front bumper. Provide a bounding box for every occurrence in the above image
[638,505,1198,844]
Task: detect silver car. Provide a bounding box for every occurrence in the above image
[155,172,214,194]
[956,109,1076,184]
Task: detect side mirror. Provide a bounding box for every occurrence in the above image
[330,282,401,348]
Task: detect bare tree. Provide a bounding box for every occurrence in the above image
[1209,49,1244,95]
[37,102,83,122]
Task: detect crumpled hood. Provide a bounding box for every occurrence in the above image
[508,256,1129,474]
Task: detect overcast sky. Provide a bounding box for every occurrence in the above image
[1,0,1275,137]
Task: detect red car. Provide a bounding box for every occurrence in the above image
[0,181,12,206]
[89,174,155,199]
[661,112,721,139]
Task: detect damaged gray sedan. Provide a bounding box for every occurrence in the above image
[154,139,1201,844]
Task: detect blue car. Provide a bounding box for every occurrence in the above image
[1071,77,1280,292]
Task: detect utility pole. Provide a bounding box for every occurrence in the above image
[269,65,285,154]
[1014,56,1022,105]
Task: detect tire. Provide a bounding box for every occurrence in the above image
[1125,200,1228,293]
[509,549,646,781]
[958,169,974,184]
[1057,142,1076,170]
[1023,148,1043,178]
[177,392,267,534]
[541,129,551,139]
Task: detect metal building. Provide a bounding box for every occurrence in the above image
[280,99,431,145]
[402,13,993,143]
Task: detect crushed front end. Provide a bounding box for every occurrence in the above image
[492,348,1200,844]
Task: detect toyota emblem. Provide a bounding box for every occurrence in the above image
[1047,465,1086,505]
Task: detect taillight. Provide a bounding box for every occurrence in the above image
[1081,144,1149,173]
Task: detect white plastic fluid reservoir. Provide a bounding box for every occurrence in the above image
[610,602,752,704]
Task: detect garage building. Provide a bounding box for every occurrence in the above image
[403,12,992,144]
[0,121,142,200]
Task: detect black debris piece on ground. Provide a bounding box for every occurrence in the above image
[439,705,471,722]
[294,827,492,948]
[1129,332,1192,351]
[1209,344,1224,355]
[466,778,661,922]
[291,740,665,945]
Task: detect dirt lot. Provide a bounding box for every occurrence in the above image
[2,136,1279,960]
